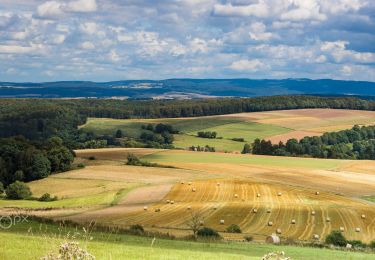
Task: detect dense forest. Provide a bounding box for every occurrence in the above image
[1,95,375,187]
[247,125,375,160]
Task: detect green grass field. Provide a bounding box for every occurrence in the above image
[82,117,291,152]
[0,221,372,260]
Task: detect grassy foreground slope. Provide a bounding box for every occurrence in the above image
[81,109,375,151]
[0,221,372,260]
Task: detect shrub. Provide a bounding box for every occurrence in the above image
[325,230,347,247]
[126,153,142,166]
[226,224,242,233]
[244,235,253,242]
[197,227,220,238]
[38,193,58,202]
[347,240,366,248]
[77,163,85,169]
[0,182,4,194]
[369,240,375,249]
[232,138,245,142]
[5,181,32,200]
[115,129,123,138]
[129,224,144,235]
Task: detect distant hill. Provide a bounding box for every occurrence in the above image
[1,78,375,99]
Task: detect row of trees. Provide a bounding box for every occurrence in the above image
[246,125,375,159]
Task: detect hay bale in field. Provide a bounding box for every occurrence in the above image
[180,181,185,184]
[170,200,175,204]
[340,227,345,232]
[276,228,282,234]
[326,217,331,222]
[355,227,361,232]
[199,220,204,226]
[220,219,225,225]
[267,209,271,213]
[277,192,282,196]
[217,182,220,186]
[188,182,192,185]
[253,208,258,213]
[155,208,160,212]
[268,221,273,226]
[143,206,148,211]
[257,193,261,197]
[192,188,196,192]
[187,206,191,210]
[234,194,238,198]
[313,234,319,240]
[315,191,320,195]
[291,219,296,224]
[265,234,280,244]
[346,243,352,249]
[311,211,316,216]
[361,214,366,219]
[166,199,170,204]
[213,206,217,210]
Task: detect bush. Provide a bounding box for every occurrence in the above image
[369,240,375,249]
[129,224,144,235]
[226,224,241,233]
[0,182,4,194]
[347,240,366,248]
[325,230,347,247]
[5,181,32,200]
[77,163,85,169]
[244,235,253,242]
[38,193,58,202]
[197,227,220,238]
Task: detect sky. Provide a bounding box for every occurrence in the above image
[0,0,374,82]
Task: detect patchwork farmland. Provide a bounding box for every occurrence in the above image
[81,109,375,151]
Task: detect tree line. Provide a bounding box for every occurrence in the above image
[245,125,375,160]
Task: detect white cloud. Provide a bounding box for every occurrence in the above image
[341,65,352,75]
[109,50,120,62]
[80,22,98,35]
[37,1,64,18]
[321,41,375,63]
[249,22,275,41]
[36,0,97,19]
[230,59,267,71]
[0,43,45,54]
[52,34,66,44]
[81,41,95,49]
[66,0,97,13]
[213,3,269,17]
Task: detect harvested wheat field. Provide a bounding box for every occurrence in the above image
[2,148,374,243]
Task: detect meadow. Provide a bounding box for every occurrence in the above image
[0,221,372,260]
[81,109,375,151]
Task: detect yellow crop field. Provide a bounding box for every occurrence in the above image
[3,148,373,244]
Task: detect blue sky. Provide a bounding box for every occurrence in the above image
[0,0,374,82]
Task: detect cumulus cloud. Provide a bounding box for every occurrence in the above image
[36,0,97,19]
[213,2,269,17]
[230,59,267,71]
[0,0,374,81]
[249,22,275,41]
